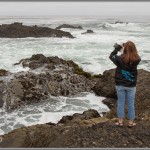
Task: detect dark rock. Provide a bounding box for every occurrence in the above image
[0,22,74,38]
[56,24,83,30]
[52,74,63,82]
[102,98,116,109]
[81,29,94,34]
[30,54,47,61]
[46,122,56,126]
[115,21,128,24]
[3,72,50,110]
[70,74,86,84]
[28,61,44,69]
[0,82,6,108]
[92,69,117,98]
[47,81,59,96]
[14,54,64,69]
[58,109,100,124]
[45,64,55,70]
[0,69,8,76]
[134,69,150,119]
[59,83,70,96]
[58,115,73,124]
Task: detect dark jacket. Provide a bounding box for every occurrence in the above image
[109,47,141,87]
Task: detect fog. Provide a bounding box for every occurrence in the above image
[0,2,150,17]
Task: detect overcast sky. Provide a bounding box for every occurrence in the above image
[0,2,150,16]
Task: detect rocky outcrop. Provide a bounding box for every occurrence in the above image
[0,109,149,148]
[81,29,94,34]
[0,54,100,110]
[0,22,74,38]
[58,109,100,125]
[55,24,83,30]
[115,21,128,24]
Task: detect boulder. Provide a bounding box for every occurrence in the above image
[92,69,117,98]
[115,21,128,24]
[81,29,94,34]
[58,109,100,125]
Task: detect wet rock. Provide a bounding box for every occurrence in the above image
[58,109,100,125]
[11,54,99,104]
[9,79,24,99]
[56,24,83,30]
[59,83,70,96]
[0,69,8,76]
[15,54,64,69]
[2,78,25,109]
[30,54,47,61]
[3,89,22,110]
[52,74,63,82]
[115,21,128,24]
[102,98,116,109]
[4,61,97,109]
[1,71,50,110]
[0,82,6,108]
[45,64,55,70]
[134,69,150,119]
[46,122,56,126]
[92,69,116,98]
[81,29,94,34]
[0,22,74,38]
[70,74,86,84]
[47,81,59,96]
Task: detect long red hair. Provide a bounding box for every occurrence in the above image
[122,41,140,63]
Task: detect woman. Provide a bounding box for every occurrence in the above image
[109,41,141,128]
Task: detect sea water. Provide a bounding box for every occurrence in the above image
[0,16,150,135]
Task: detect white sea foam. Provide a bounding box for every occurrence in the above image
[0,92,108,135]
[0,19,149,74]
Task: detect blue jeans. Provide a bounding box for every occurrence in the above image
[115,85,136,120]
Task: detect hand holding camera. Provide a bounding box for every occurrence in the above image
[113,43,123,51]
[113,43,125,54]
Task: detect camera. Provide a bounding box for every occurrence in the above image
[113,43,122,51]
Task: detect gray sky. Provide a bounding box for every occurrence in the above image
[0,2,150,16]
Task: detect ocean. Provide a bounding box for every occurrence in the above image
[0,16,150,135]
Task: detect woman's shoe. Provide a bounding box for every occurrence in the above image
[128,122,136,128]
[115,121,124,127]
